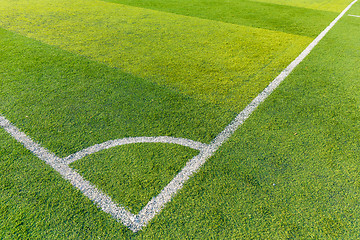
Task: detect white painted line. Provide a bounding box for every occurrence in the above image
[130,0,359,232]
[0,115,137,229]
[64,137,207,165]
[348,14,360,17]
[0,115,208,231]
[0,0,357,233]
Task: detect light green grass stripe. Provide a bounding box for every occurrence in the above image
[0,27,237,155]
[0,0,311,111]
[252,0,352,12]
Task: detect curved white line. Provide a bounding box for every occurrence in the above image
[1,0,357,233]
[127,0,360,231]
[63,136,207,165]
[0,115,136,227]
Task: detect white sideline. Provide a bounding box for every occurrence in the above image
[132,0,359,231]
[0,116,137,228]
[0,0,357,233]
[348,14,360,17]
[0,115,207,231]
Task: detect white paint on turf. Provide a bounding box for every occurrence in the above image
[133,0,358,231]
[0,115,136,228]
[0,115,207,231]
[348,14,360,17]
[63,136,207,165]
[0,0,357,233]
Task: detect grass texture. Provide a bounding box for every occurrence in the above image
[253,0,351,12]
[1,0,359,238]
[0,28,235,156]
[103,0,338,37]
[0,129,135,239]
[137,7,360,239]
[71,143,198,213]
[0,0,312,110]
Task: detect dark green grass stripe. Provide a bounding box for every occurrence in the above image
[0,28,236,157]
[101,0,338,37]
[1,3,359,240]
[0,0,312,112]
[251,0,352,12]
[135,8,360,239]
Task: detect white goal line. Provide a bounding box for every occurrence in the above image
[0,0,358,233]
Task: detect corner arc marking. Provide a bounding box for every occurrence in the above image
[0,115,136,228]
[63,136,207,165]
[124,0,359,232]
[0,0,357,233]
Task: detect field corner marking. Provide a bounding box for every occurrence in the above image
[0,0,358,233]
[0,114,208,232]
[129,0,359,232]
[64,136,207,165]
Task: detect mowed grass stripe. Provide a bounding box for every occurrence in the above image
[1,1,358,239]
[136,4,360,238]
[102,0,338,37]
[252,0,352,12]
[1,3,358,237]
[0,0,312,111]
[0,28,235,156]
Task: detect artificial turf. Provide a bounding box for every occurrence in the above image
[0,0,358,238]
[0,0,311,110]
[0,128,135,239]
[70,143,199,213]
[136,6,359,238]
[0,28,235,156]
[253,0,351,12]
[102,0,339,37]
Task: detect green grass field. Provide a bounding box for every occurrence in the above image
[1,0,359,239]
